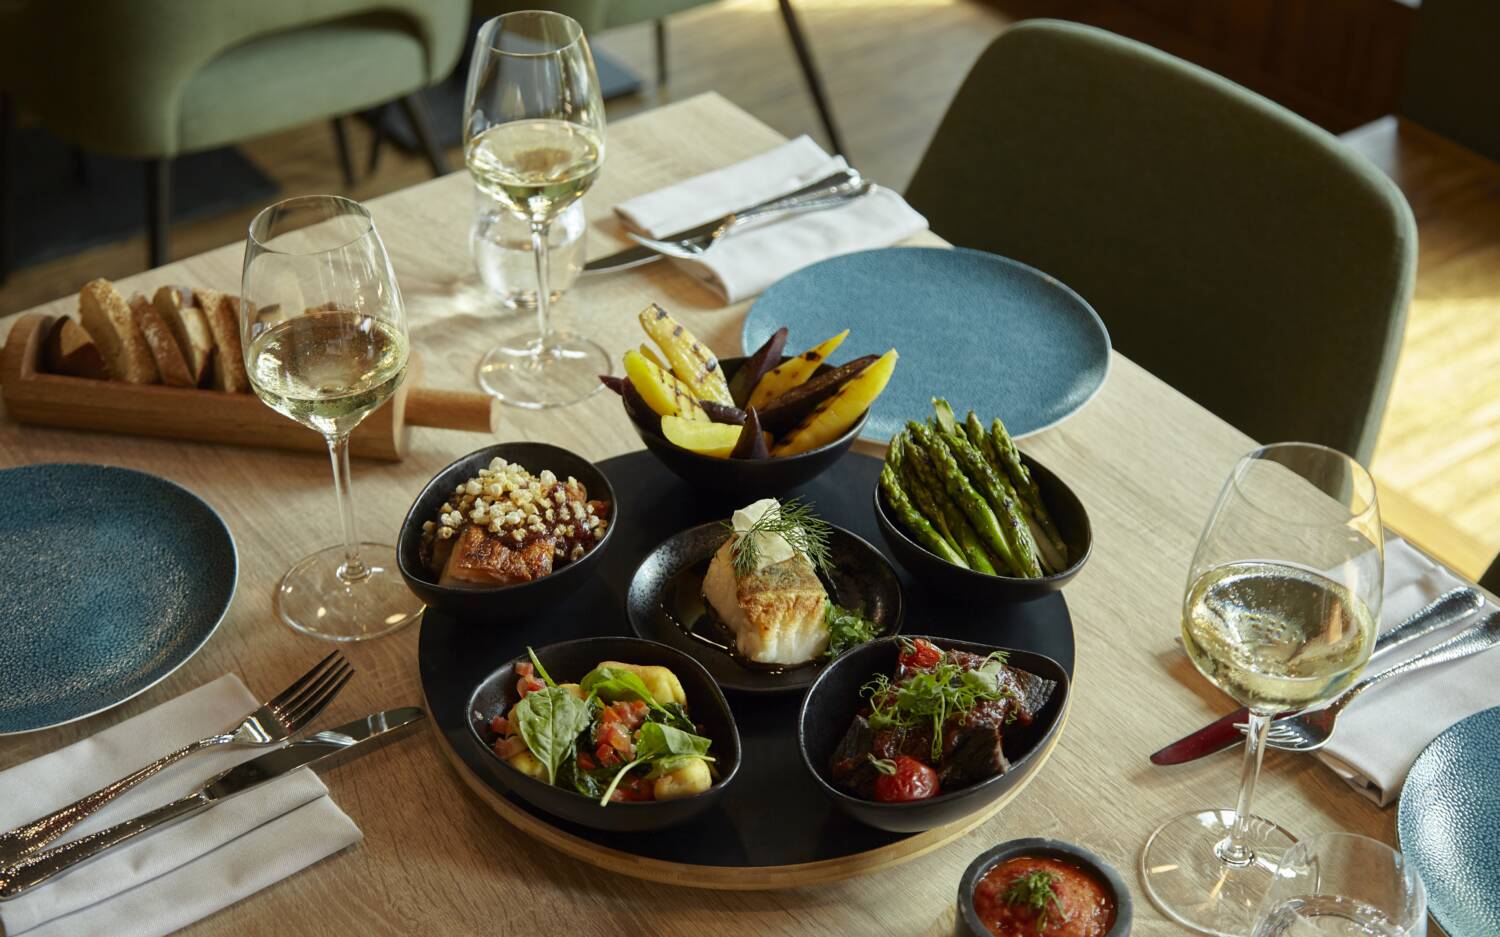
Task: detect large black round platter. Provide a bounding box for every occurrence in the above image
[419,449,1076,886]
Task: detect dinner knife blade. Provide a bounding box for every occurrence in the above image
[0,707,425,900]
[582,167,859,273]
[1148,587,1484,766]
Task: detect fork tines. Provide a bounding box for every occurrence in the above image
[270,651,355,732]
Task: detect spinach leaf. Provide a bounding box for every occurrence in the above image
[596,722,715,806]
[579,667,669,714]
[824,602,880,658]
[512,686,593,785]
[644,701,697,734]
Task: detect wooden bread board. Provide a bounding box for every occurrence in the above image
[1,313,498,461]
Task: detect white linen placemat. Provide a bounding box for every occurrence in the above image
[0,674,361,937]
[1317,537,1500,806]
[615,136,928,302]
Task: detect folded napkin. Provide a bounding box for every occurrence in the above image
[615,135,929,302]
[0,675,361,937]
[1316,537,1500,805]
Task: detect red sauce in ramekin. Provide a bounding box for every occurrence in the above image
[972,855,1115,937]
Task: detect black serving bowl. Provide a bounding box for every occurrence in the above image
[874,454,1092,604]
[623,355,869,495]
[798,635,1068,833]
[397,442,618,620]
[466,636,741,833]
[954,838,1133,937]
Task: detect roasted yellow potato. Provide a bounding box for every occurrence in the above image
[596,660,687,705]
[748,329,849,409]
[624,350,708,421]
[638,305,733,406]
[774,349,898,456]
[661,414,741,458]
[652,758,712,801]
[506,750,545,780]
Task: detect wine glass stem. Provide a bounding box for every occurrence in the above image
[325,433,369,584]
[1218,709,1272,867]
[531,220,552,352]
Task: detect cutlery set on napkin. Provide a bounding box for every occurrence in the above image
[585,135,929,302]
[0,654,422,937]
[1154,537,1500,805]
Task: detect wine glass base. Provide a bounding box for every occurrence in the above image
[274,543,423,643]
[476,329,610,409]
[1140,808,1296,937]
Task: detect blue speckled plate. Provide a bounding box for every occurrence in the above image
[742,247,1110,444]
[0,464,236,734]
[1398,705,1500,937]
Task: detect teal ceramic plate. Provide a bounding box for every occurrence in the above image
[1398,705,1500,937]
[0,464,237,734]
[742,247,1110,444]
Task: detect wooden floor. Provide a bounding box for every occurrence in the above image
[0,0,1495,577]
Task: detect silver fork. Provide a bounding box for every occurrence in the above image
[1241,611,1500,753]
[626,176,875,259]
[0,652,353,865]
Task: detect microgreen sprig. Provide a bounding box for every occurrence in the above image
[724,498,832,577]
[1002,869,1068,930]
[861,648,1013,761]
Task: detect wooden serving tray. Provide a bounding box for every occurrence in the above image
[419,450,1077,889]
[1,313,498,461]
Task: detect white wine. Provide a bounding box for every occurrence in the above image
[248,311,407,437]
[466,120,602,224]
[1182,561,1375,711]
[1251,896,1407,937]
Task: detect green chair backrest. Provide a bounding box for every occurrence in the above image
[471,0,716,33]
[906,20,1416,465]
[1400,0,1500,163]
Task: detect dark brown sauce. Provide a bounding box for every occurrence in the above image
[659,556,831,674]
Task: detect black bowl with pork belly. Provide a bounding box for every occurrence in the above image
[397,442,618,619]
[466,636,741,833]
[798,636,1068,833]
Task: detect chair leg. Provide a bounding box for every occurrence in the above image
[330,116,356,188]
[399,93,449,177]
[366,105,388,176]
[0,94,12,284]
[654,18,668,86]
[144,157,171,269]
[776,0,845,157]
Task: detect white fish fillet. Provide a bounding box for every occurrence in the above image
[704,540,829,664]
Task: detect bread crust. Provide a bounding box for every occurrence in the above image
[78,279,158,383]
[130,294,194,387]
[194,288,249,392]
[43,316,109,379]
[152,285,213,386]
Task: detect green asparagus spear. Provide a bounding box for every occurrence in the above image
[910,422,1022,576]
[964,410,987,450]
[890,433,963,556]
[991,417,1068,566]
[955,519,998,574]
[932,398,961,437]
[880,464,967,567]
[938,429,1043,577]
[899,427,994,570]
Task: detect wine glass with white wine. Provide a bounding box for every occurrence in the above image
[1142,442,1384,936]
[241,195,423,642]
[463,10,609,408]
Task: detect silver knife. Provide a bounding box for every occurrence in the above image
[583,167,860,273]
[0,707,425,900]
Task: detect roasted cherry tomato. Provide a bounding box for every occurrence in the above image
[899,638,944,671]
[872,755,940,802]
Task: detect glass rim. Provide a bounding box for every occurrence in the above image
[480,10,585,57]
[247,195,374,257]
[1228,440,1380,527]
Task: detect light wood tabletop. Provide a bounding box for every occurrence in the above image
[0,93,1405,936]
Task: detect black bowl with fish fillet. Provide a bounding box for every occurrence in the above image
[798,635,1068,833]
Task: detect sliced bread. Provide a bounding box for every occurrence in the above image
[78,279,158,383]
[152,285,213,386]
[130,294,194,387]
[194,288,249,392]
[43,316,109,379]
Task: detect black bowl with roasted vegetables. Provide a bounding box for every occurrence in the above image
[466,636,741,833]
[798,635,1068,833]
[874,401,1091,604]
[603,307,897,495]
[397,442,618,620]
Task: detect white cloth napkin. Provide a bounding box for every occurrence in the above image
[614,135,929,302]
[0,675,362,937]
[1316,537,1500,806]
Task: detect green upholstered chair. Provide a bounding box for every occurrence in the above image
[1400,0,1500,164]
[471,0,844,154]
[0,0,467,272]
[906,20,1417,466]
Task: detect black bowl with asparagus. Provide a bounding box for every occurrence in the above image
[873,400,1091,602]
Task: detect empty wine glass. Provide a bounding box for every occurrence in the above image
[241,195,423,642]
[1250,833,1426,936]
[463,10,609,408]
[1142,442,1384,936]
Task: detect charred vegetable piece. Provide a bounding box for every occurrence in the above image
[729,407,770,459]
[727,326,788,407]
[638,343,669,371]
[620,379,656,429]
[773,349,897,456]
[661,415,742,457]
[700,400,748,426]
[638,304,733,406]
[624,350,708,421]
[757,353,879,436]
[599,375,626,396]
[748,329,849,409]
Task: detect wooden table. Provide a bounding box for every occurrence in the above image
[0,94,1401,936]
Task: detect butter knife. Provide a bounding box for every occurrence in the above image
[1148,587,1484,766]
[583,167,859,273]
[0,707,425,899]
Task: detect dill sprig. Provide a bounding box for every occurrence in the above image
[861,647,1013,761]
[725,498,832,577]
[1002,869,1068,930]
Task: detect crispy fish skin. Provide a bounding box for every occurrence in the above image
[439,525,555,586]
[704,540,829,664]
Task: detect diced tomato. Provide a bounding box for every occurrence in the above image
[516,662,534,678]
[609,775,655,802]
[899,639,944,671]
[595,743,620,767]
[597,720,634,758]
[577,752,596,771]
[516,675,545,698]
